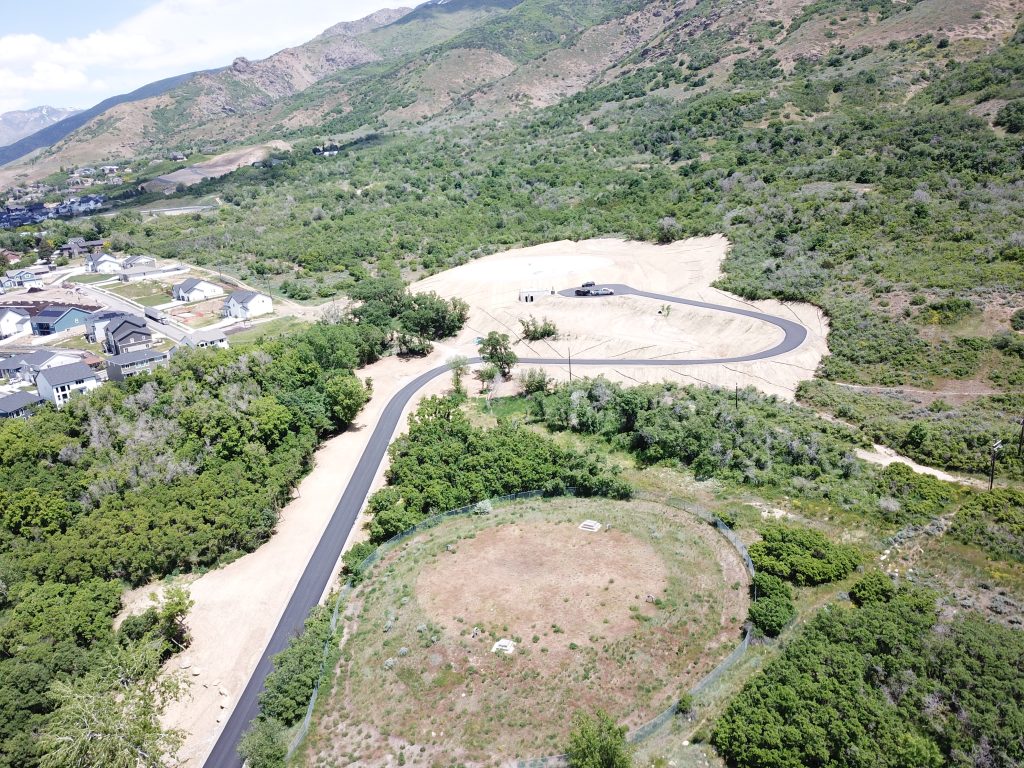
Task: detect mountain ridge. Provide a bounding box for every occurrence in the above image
[0,106,81,148]
[0,0,526,184]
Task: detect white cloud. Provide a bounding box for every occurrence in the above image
[0,0,399,110]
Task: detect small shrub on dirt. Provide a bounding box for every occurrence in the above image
[520,315,558,341]
[566,710,632,768]
[519,367,552,395]
[1011,309,1024,331]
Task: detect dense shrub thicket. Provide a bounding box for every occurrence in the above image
[531,377,962,524]
[748,525,861,586]
[714,581,1024,768]
[747,573,795,638]
[0,288,467,767]
[365,394,631,543]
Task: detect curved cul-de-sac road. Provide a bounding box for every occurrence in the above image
[204,285,808,767]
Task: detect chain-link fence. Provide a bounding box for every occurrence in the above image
[624,495,755,745]
[285,490,755,762]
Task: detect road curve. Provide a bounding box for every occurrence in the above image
[204,285,808,767]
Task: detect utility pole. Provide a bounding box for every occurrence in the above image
[734,383,739,410]
[990,440,1003,492]
[568,342,573,383]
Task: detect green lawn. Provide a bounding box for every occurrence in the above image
[67,273,113,285]
[225,316,308,346]
[108,281,171,305]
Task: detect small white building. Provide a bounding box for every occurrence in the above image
[36,362,100,407]
[85,253,122,274]
[173,278,224,303]
[518,288,554,303]
[0,307,31,338]
[223,290,273,320]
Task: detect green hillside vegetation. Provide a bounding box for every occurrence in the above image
[8,1,1024,765]
[798,381,1024,480]
[364,393,631,543]
[713,581,1024,768]
[68,7,1020,403]
[0,289,469,767]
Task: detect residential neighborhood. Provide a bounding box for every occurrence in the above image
[0,243,287,414]
[0,195,107,229]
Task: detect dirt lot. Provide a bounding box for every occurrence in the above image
[142,141,291,192]
[413,236,828,400]
[417,522,668,650]
[304,498,750,766]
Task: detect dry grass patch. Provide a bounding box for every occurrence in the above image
[304,497,749,767]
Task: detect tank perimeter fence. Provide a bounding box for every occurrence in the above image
[284,489,757,763]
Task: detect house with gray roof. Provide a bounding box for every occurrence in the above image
[223,290,272,320]
[122,255,157,270]
[30,305,92,336]
[173,277,224,302]
[84,252,122,274]
[85,310,129,343]
[0,391,45,418]
[59,237,105,257]
[106,349,169,381]
[0,350,80,383]
[103,315,153,355]
[36,363,100,407]
[5,269,42,289]
[183,328,229,351]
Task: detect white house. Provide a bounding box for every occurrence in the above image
[5,269,42,288]
[0,307,31,338]
[173,278,224,303]
[183,329,229,350]
[122,254,156,270]
[223,290,273,320]
[35,362,100,407]
[85,252,122,274]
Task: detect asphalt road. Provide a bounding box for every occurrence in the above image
[204,284,807,767]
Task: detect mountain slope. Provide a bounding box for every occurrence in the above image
[0,1,526,186]
[0,106,80,147]
[0,71,202,168]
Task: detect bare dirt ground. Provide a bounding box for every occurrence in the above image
[131,235,816,765]
[413,236,828,400]
[417,522,668,650]
[306,498,749,767]
[143,141,291,192]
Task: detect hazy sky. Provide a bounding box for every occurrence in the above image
[0,0,403,113]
